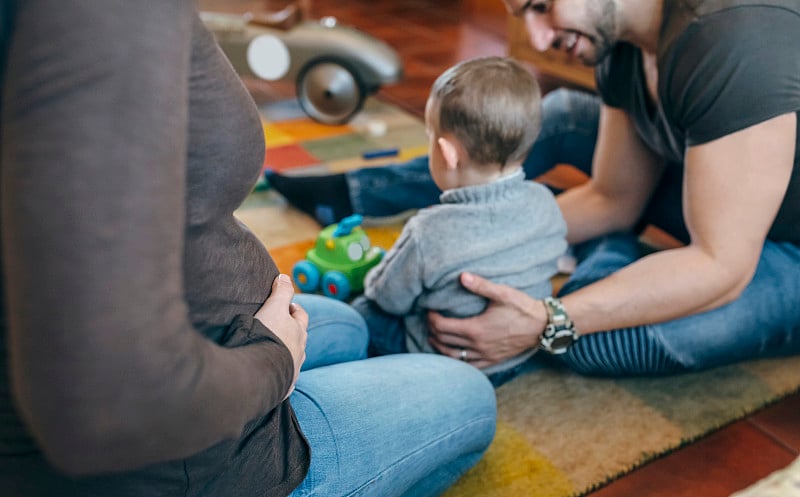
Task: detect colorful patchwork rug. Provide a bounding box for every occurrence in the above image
[237,98,800,497]
[235,97,425,249]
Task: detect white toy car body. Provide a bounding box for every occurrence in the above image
[201,11,403,124]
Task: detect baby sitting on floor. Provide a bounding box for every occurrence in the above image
[350,56,568,386]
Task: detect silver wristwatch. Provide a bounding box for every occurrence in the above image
[540,296,579,355]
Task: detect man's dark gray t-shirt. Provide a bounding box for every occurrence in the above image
[596,0,800,243]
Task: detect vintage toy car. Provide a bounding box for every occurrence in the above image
[201,8,403,125]
[292,214,384,301]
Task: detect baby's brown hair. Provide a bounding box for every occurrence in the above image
[429,56,542,168]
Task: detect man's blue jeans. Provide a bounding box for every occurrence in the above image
[343,88,800,376]
[288,295,497,497]
[561,234,800,375]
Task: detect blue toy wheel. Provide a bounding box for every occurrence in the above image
[293,260,320,293]
[321,271,351,301]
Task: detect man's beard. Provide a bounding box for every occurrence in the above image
[583,1,617,65]
[585,34,615,65]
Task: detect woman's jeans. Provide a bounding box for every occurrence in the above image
[344,88,800,376]
[288,295,497,497]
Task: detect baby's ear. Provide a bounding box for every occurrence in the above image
[437,136,461,170]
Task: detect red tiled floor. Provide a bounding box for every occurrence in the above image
[587,421,798,497]
[749,391,800,453]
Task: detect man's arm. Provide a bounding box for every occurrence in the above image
[558,104,664,244]
[562,112,796,334]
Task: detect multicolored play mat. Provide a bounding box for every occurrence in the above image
[235,97,422,250]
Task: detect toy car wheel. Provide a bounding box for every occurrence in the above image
[321,271,351,301]
[297,58,366,125]
[293,260,321,293]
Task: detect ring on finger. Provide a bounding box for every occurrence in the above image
[459,348,468,361]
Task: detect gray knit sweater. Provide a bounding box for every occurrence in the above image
[364,170,568,374]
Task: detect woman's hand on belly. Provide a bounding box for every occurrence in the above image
[255,274,309,399]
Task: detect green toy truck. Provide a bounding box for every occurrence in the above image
[292,214,384,301]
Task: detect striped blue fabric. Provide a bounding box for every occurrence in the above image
[562,327,684,376]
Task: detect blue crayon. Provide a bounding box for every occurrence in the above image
[362,148,399,159]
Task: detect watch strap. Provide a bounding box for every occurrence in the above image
[540,296,578,354]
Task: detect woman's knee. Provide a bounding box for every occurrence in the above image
[384,354,496,408]
[397,355,497,455]
[425,355,497,445]
[294,354,496,456]
[367,354,496,444]
[430,354,498,415]
[290,355,496,497]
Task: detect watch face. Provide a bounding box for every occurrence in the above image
[550,333,575,349]
[543,328,576,354]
